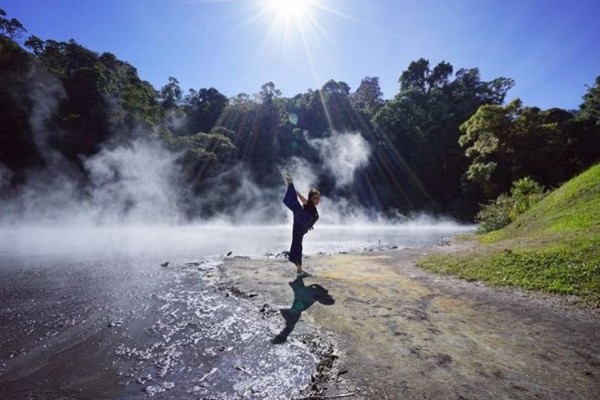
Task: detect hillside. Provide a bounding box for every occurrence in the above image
[418,163,600,305]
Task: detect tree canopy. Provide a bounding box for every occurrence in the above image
[1,9,599,221]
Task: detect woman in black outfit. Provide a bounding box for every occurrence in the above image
[283,173,320,278]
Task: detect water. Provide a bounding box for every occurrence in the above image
[0,223,472,260]
[0,223,471,399]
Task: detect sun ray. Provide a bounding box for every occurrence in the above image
[296,20,335,132]
[311,2,394,36]
[301,7,336,46]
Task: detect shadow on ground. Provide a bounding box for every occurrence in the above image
[272,277,335,344]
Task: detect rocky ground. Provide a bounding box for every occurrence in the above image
[223,243,600,400]
[2,241,599,399]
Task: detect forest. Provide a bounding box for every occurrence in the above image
[1,8,599,223]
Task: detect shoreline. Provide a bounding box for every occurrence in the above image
[222,241,600,399]
[2,239,598,399]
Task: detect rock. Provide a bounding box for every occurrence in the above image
[107,319,123,327]
[185,262,201,267]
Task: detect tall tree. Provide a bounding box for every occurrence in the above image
[353,76,384,116]
[459,99,580,198]
[159,77,183,111]
[183,87,229,135]
[257,81,282,105]
[373,59,513,216]
[580,75,600,125]
[0,8,25,40]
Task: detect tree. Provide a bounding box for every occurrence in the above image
[230,92,252,106]
[458,100,518,195]
[159,77,182,111]
[459,99,574,197]
[353,76,384,115]
[580,75,600,125]
[0,26,42,176]
[184,87,229,135]
[399,58,453,95]
[24,35,44,55]
[373,59,514,215]
[0,9,26,40]
[257,81,282,104]
[322,79,350,96]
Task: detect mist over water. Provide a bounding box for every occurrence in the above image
[0,70,471,259]
[0,221,472,262]
[0,126,472,261]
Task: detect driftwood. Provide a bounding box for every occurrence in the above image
[294,393,356,400]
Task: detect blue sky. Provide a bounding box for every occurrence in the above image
[4,0,600,109]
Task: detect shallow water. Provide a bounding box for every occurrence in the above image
[0,223,472,260]
[0,223,471,399]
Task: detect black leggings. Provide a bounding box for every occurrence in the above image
[289,224,304,266]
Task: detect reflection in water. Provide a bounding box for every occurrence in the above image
[272,277,335,344]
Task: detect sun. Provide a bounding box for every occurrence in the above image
[265,0,313,18]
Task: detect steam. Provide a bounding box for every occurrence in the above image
[0,65,181,226]
[84,140,181,224]
[306,132,371,188]
[283,156,318,193]
[0,163,13,189]
[0,139,180,226]
[193,133,372,226]
[0,65,460,232]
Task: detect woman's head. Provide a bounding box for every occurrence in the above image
[308,188,321,206]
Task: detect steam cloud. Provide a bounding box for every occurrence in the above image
[0,67,181,226]
[0,69,459,230]
[306,132,371,188]
[0,139,180,226]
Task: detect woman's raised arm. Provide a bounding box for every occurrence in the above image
[296,192,308,206]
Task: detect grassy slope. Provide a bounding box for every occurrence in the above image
[418,163,600,305]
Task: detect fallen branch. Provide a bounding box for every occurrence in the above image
[294,393,356,400]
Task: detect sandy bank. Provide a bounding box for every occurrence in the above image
[222,243,600,399]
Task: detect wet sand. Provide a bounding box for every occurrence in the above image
[223,243,600,399]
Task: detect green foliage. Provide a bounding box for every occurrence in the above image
[580,75,600,125]
[0,36,42,174]
[175,87,229,136]
[352,76,384,116]
[171,132,235,158]
[476,177,546,233]
[459,98,596,200]
[418,245,600,303]
[419,163,600,305]
[0,9,164,174]
[160,77,182,111]
[257,81,282,104]
[0,8,26,40]
[373,59,514,215]
[486,162,600,241]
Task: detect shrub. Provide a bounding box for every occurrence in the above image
[477,177,546,232]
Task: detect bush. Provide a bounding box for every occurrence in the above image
[477,177,546,232]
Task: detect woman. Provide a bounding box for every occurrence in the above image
[283,173,320,278]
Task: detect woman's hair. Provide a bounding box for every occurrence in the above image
[308,188,320,202]
[304,188,320,217]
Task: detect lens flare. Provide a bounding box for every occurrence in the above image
[266,0,313,18]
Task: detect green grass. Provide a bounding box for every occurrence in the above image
[418,163,600,305]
